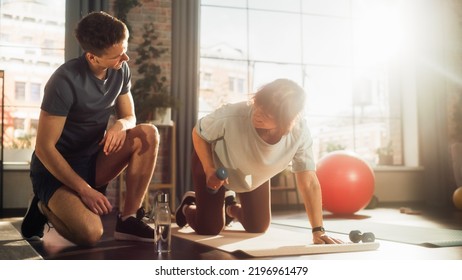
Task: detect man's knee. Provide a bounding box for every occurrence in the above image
[142,123,159,139]
[73,221,104,247]
[136,123,159,145]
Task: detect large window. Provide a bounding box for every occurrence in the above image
[199,0,419,167]
[0,0,65,163]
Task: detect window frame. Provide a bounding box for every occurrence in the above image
[198,0,419,168]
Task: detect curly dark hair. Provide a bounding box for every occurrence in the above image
[75,11,128,56]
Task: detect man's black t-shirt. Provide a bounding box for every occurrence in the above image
[38,54,131,161]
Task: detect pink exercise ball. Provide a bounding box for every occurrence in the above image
[316,151,375,215]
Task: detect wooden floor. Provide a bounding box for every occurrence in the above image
[2,203,462,260]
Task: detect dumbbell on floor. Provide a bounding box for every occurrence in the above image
[349,230,375,243]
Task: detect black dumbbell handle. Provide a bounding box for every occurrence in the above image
[349,230,375,243]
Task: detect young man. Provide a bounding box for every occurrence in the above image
[21,11,159,246]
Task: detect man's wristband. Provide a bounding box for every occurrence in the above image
[312,226,325,233]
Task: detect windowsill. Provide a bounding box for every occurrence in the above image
[373,165,424,172]
[3,162,425,172]
[3,162,31,171]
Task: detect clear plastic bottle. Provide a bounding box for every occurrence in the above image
[154,193,171,254]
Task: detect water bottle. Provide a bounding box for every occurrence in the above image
[154,193,171,254]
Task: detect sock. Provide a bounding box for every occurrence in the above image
[182,204,189,215]
[225,205,233,218]
[37,201,45,215]
[37,201,52,218]
[121,214,136,221]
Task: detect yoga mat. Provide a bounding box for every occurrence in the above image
[272,219,462,247]
[0,221,43,260]
[172,224,379,257]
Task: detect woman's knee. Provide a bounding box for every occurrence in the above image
[241,218,270,233]
[196,220,225,235]
[193,205,226,235]
[239,199,270,233]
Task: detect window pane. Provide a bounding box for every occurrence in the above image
[302,0,351,17]
[1,0,65,163]
[30,82,41,103]
[199,58,249,118]
[253,62,303,91]
[199,1,406,167]
[201,0,246,8]
[310,116,355,161]
[15,82,26,101]
[304,66,353,117]
[302,15,352,65]
[200,6,247,58]
[249,0,300,12]
[352,117,402,166]
[249,10,301,63]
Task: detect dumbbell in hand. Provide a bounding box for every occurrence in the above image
[207,167,228,194]
[349,230,375,243]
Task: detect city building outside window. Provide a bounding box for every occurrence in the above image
[0,0,65,164]
[198,0,419,167]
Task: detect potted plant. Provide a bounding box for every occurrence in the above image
[144,87,180,125]
[376,141,393,165]
[113,0,140,38]
[131,22,179,123]
[326,142,346,153]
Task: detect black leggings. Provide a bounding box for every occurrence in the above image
[189,150,271,235]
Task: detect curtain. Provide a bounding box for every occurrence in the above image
[65,0,109,61]
[417,72,452,208]
[171,0,200,205]
[416,0,455,208]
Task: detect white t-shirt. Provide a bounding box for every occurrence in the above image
[195,101,315,193]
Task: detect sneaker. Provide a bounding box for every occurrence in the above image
[136,207,146,219]
[21,195,48,241]
[114,212,154,242]
[175,191,196,228]
[225,190,237,226]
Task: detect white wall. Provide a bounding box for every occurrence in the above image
[3,167,33,208]
[373,167,426,203]
[271,167,426,207]
[2,166,120,209]
[4,167,426,209]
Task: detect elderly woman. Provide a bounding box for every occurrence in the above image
[176,79,341,244]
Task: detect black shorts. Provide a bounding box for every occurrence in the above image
[29,151,99,206]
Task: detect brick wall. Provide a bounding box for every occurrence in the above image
[109,0,172,94]
[106,0,172,208]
